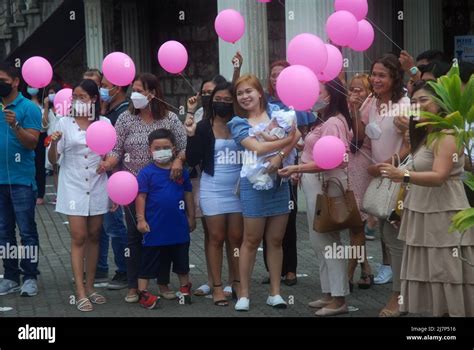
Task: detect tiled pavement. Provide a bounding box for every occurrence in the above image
[0,180,418,318]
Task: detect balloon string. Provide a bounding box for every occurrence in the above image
[152,96,181,113]
[179,73,199,95]
[365,17,404,52]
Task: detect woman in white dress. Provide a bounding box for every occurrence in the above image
[48,79,110,312]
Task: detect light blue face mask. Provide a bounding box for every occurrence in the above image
[27,87,39,96]
[100,88,112,102]
[48,94,56,103]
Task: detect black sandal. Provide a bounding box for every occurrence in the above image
[357,273,374,290]
[212,284,229,307]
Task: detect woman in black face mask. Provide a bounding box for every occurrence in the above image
[185,82,243,307]
[187,75,227,124]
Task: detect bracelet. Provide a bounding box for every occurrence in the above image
[136,215,145,221]
[187,111,195,115]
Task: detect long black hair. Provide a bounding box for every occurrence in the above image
[73,79,101,121]
[321,78,352,132]
[201,74,227,119]
[208,81,233,125]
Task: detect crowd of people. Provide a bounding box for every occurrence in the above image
[0,47,473,317]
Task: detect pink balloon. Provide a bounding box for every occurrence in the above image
[107,171,138,206]
[317,44,343,82]
[86,120,117,155]
[53,88,72,116]
[326,11,359,47]
[215,9,245,43]
[102,52,136,87]
[287,33,328,75]
[158,41,188,74]
[335,0,368,21]
[21,56,53,88]
[349,20,374,52]
[313,136,346,170]
[276,65,320,111]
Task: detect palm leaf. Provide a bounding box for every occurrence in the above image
[447,63,460,78]
[444,111,464,129]
[447,74,462,112]
[449,208,474,233]
[464,172,474,192]
[428,81,454,112]
[460,75,474,117]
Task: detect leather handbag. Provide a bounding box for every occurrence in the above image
[362,154,412,219]
[313,177,363,233]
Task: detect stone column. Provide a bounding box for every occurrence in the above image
[121,0,151,73]
[217,0,269,84]
[84,0,104,69]
[403,0,444,58]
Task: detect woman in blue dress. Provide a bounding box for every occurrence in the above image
[228,75,301,311]
[186,82,243,306]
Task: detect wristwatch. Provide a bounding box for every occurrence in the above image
[403,169,410,183]
[278,151,286,160]
[409,66,419,77]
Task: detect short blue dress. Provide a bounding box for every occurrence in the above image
[227,116,290,218]
[199,139,242,216]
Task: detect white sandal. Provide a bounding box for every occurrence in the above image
[223,285,232,297]
[193,283,211,296]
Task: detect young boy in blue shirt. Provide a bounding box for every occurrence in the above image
[135,129,196,309]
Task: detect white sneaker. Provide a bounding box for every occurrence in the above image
[266,294,287,309]
[235,297,250,311]
[374,265,393,285]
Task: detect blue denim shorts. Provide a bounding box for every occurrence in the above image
[239,177,290,218]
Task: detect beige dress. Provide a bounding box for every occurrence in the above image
[398,145,474,317]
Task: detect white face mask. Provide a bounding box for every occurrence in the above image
[152,149,173,164]
[312,97,329,112]
[73,100,91,117]
[131,92,150,109]
[365,122,382,140]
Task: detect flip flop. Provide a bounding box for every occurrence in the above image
[76,297,93,312]
[88,292,107,305]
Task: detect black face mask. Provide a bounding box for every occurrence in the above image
[0,81,13,98]
[201,95,211,110]
[213,102,234,117]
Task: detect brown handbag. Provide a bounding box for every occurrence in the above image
[313,177,363,233]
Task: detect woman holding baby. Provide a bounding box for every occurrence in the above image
[227,74,301,311]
